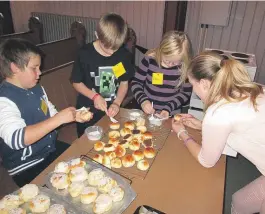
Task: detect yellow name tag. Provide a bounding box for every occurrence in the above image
[152,73,164,85]
[112,62,126,78]
[41,99,48,115]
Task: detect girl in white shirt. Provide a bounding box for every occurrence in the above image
[172,51,265,214]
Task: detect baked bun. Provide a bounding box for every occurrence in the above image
[19,184,39,202]
[123,134,133,142]
[50,173,70,190]
[132,150,144,161]
[143,139,153,148]
[144,147,156,159]
[115,145,126,158]
[80,187,98,204]
[102,156,111,169]
[108,138,119,147]
[103,144,115,152]
[174,114,182,122]
[69,167,89,182]
[69,158,86,169]
[108,131,120,139]
[124,121,135,130]
[122,154,135,167]
[120,128,132,137]
[110,122,120,130]
[143,132,153,140]
[98,177,117,193]
[68,181,85,198]
[136,125,147,133]
[109,186,124,202]
[110,158,122,168]
[29,194,50,213]
[104,151,116,160]
[80,110,93,121]
[119,140,129,149]
[1,195,23,210]
[129,140,141,151]
[137,159,150,171]
[93,154,103,164]
[94,141,105,151]
[47,204,66,214]
[88,168,105,186]
[93,194,113,214]
[136,118,145,126]
[7,207,26,214]
[54,161,70,174]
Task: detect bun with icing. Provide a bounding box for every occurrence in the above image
[19,184,39,202]
[68,181,85,198]
[93,194,113,214]
[29,194,50,213]
[47,204,66,214]
[69,167,88,182]
[80,187,98,204]
[50,173,70,190]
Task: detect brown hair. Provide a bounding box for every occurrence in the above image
[146,31,192,86]
[188,51,263,111]
[97,13,128,50]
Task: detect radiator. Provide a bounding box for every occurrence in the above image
[31,12,99,43]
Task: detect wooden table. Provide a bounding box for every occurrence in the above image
[32,109,226,214]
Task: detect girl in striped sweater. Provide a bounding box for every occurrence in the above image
[131,31,193,118]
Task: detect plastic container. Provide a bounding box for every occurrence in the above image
[148,115,163,127]
[129,109,144,120]
[85,126,103,141]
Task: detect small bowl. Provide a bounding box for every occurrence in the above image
[85,126,103,141]
[129,109,144,120]
[148,115,163,127]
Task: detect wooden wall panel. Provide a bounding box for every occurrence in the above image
[185,1,265,84]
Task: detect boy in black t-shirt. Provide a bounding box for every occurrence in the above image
[71,13,135,137]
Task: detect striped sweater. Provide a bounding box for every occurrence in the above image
[131,56,192,114]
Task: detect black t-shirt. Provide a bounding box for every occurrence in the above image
[70,42,135,108]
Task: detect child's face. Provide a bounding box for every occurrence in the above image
[161,54,182,68]
[16,54,41,89]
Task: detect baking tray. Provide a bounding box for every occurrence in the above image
[46,156,137,214]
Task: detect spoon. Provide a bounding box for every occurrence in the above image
[150,102,155,120]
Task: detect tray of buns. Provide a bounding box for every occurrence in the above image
[86,110,171,180]
[0,184,79,213]
[46,157,136,214]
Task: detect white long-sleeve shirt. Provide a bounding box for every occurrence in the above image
[199,94,265,175]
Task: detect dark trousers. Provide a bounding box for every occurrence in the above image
[12,140,70,187]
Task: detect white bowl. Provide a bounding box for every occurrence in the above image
[85,126,103,141]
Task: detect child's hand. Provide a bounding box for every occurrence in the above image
[76,108,93,123]
[94,95,108,112]
[141,100,155,115]
[171,118,186,134]
[55,107,76,124]
[156,110,169,119]
[108,103,120,117]
[181,114,202,130]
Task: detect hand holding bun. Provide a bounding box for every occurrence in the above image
[76,108,93,122]
[174,114,182,122]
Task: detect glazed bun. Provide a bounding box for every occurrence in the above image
[110,122,120,130]
[69,158,86,169]
[80,110,93,121]
[94,141,105,151]
[136,118,145,126]
[88,168,105,186]
[114,145,126,158]
[93,154,103,164]
[109,186,124,202]
[174,114,182,122]
[124,121,135,130]
[103,144,115,152]
[50,173,70,190]
[143,132,153,140]
[132,150,144,161]
[120,128,132,137]
[129,140,140,151]
[29,194,50,213]
[104,151,116,160]
[1,195,23,210]
[122,154,135,168]
[54,161,70,174]
[119,140,129,149]
[93,194,113,214]
[108,138,119,147]
[68,181,85,198]
[19,184,39,202]
[47,204,66,214]
[102,156,111,169]
[137,159,150,171]
[143,139,153,148]
[7,207,26,214]
[110,158,122,168]
[136,125,147,133]
[98,177,117,193]
[80,187,98,204]
[123,134,133,142]
[69,167,89,182]
[144,147,156,159]
[108,131,120,139]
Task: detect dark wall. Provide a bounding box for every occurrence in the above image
[0,1,14,34]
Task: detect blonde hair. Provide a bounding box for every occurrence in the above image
[146,31,192,86]
[188,51,263,111]
[97,13,128,50]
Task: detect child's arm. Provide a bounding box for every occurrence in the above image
[0,98,76,149]
[114,81,128,106]
[163,81,192,114]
